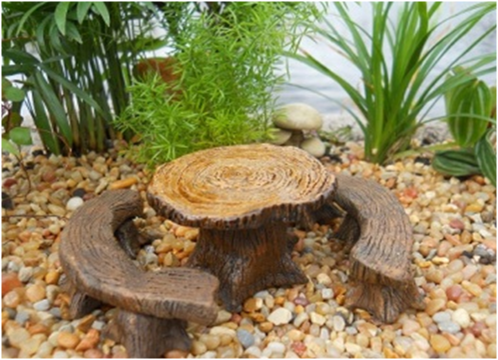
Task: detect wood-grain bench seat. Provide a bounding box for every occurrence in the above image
[325,174,425,323]
[59,190,219,358]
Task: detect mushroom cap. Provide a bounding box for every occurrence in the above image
[273,103,323,131]
[147,144,336,229]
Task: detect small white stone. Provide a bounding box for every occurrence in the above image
[345,342,362,354]
[267,341,286,354]
[66,197,84,211]
[316,273,332,285]
[293,312,309,327]
[310,312,326,326]
[267,307,293,325]
[452,308,471,328]
[332,315,346,332]
[215,310,232,325]
[321,288,334,300]
[244,346,262,358]
[209,326,236,338]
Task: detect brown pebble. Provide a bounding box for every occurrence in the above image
[3,290,22,308]
[108,177,137,190]
[258,321,274,333]
[45,271,60,285]
[446,285,463,301]
[75,329,100,351]
[57,332,80,349]
[25,284,46,303]
[83,348,104,358]
[28,323,49,336]
[243,298,261,313]
[449,218,465,230]
[2,273,23,295]
[77,314,96,333]
[425,298,446,315]
[165,349,188,358]
[430,334,451,353]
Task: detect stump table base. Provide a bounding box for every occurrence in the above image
[187,221,307,311]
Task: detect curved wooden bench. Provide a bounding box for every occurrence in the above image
[329,174,425,323]
[59,190,219,358]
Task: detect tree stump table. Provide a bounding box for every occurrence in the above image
[147,144,336,311]
[59,190,219,358]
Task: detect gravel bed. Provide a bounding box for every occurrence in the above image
[1,140,496,358]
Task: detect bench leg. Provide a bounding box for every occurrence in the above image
[60,278,103,319]
[104,309,191,358]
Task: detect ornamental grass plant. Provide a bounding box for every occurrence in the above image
[2,2,160,155]
[288,2,496,164]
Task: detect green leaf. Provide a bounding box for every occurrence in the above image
[475,131,496,186]
[92,2,110,26]
[14,2,46,36]
[77,2,92,23]
[2,138,20,156]
[33,72,73,146]
[9,127,33,146]
[2,49,40,66]
[3,87,26,102]
[55,2,71,35]
[432,149,481,177]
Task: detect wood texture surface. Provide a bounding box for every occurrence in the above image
[332,174,425,323]
[187,222,308,311]
[59,190,219,357]
[147,143,336,229]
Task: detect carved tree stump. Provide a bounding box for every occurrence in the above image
[59,190,219,358]
[148,144,336,311]
[331,174,425,323]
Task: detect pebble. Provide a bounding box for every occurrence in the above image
[426,298,446,315]
[25,284,46,303]
[267,307,292,325]
[332,315,346,332]
[433,311,451,323]
[2,273,23,294]
[66,197,84,211]
[7,328,30,348]
[57,332,80,349]
[14,311,30,325]
[244,345,262,358]
[430,334,451,353]
[18,266,34,282]
[33,299,51,311]
[438,320,461,334]
[266,341,286,355]
[452,308,471,328]
[109,177,138,190]
[236,329,255,349]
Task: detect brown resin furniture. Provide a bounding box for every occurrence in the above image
[59,190,219,358]
[147,143,337,311]
[329,173,425,323]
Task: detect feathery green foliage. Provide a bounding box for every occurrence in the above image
[116,2,324,166]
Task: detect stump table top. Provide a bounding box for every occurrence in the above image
[147,143,336,229]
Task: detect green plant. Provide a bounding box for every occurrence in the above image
[2,77,32,155]
[116,2,324,166]
[288,2,496,164]
[432,69,496,186]
[2,2,160,155]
